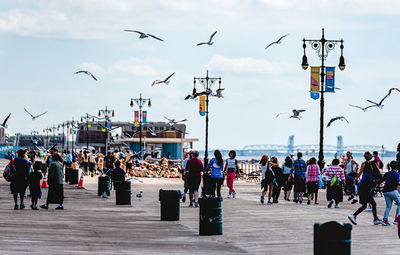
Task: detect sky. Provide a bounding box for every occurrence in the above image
[0,0,399,152]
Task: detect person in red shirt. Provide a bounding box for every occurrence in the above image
[185,150,204,207]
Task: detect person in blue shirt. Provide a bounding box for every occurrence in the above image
[381,161,400,226]
[293,152,307,204]
[205,150,224,197]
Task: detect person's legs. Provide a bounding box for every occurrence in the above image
[392,191,400,220]
[268,184,273,202]
[354,203,368,216]
[210,178,217,197]
[370,199,378,221]
[315,191,318,204]
[226,172,234,195]
[383,192,394,222]
[216,178,222,197]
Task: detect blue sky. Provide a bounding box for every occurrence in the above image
[0,0,399,152]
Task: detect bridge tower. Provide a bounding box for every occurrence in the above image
[337,136,344,156]
[288,135,294,154]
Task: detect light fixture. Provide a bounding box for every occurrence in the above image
[302,55,309,70]
[112,110,115,117]
[98,110,101,117]
[130,99,134,107]
[148,100,151,107]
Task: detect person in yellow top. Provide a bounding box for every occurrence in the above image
[82,151,89,174]
[97,153,104,174]
[88,150,96,177]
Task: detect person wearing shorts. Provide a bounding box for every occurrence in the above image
[185,151,203,207]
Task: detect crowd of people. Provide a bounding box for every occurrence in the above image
[181,144,400,227]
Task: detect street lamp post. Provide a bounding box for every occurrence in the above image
[193,70,222,165]
[81,114,93,150]
[301,28,346,169]
[98,106,115,154]
[57,122,67,153]
[130,94,151,159]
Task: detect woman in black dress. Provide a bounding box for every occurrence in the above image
[29,162,43,210]
[11,149,31,210]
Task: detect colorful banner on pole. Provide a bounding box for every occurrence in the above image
[142,111,147,123]
[106,120,111,129]
[199,95,206,116]
[134,110,139,125]
[325,67,335,93]
[310,66,320,100]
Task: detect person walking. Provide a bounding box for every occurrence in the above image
[343,151,359,178]
[224,150,239,199]
[396,143,400,170]
[41,154,65,210]
[181,152,193,202]
[104,151,115,176]
[381,161,400,226]
[348,152,383,225]
[97,153,104,175]
[271,157,283,203]
[10,149,31,210]
[205,150,224,197]
[29,162,43,210]
[260,155,274,204]
[293,152,307,204]
[88,150,96,177]
[185,150,203,207]
[82,151,88,175]
[324,159,345,208]
[306,157,320,205]
[282,156,294,201]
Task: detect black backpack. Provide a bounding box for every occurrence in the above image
[3,160,16,182]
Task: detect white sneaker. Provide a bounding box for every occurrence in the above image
[335,204,340,208]
[348,215,357,225]
[232,191,236,198]
[227,194,231,199]
[373,219,383,225]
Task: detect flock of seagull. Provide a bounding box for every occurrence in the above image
[2,28,399,133]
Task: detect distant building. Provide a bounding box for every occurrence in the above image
[14,133,62,149]
[0,128,5,144]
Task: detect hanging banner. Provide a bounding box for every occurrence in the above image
[310,66,320,100]
[142,111,147,123]
[69,128,73,135]
[134,111,139,123]
[199,96,206,116]
[325,66,335,93]
[106,119,111,129]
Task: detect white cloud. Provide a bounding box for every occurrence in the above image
[205,55,293,74]
[108,58,168,76]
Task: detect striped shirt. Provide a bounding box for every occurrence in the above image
[306,164,320,182]
[293,158,307,179]
[325,165,345,182]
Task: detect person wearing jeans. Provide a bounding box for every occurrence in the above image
[382,161,400,226]
[224,150,239,198]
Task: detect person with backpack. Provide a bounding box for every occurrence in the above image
[324,159,345,208]
[293,152,307,204]
[306,157,320,205]
[10,149,31,210]
[271,157,284,203]
[224,150,239,199]
[205,150,224,197]
[260,154,274,204]
[29,162,43,210]
[348,152,383,226]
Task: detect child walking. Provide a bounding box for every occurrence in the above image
[29,162,43,210]
[224,150,239,199]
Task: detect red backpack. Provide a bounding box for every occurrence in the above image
[3,160,16,182]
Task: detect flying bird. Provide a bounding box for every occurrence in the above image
[366,87,400,109]
[124,30,164,41]
[197,88,213,96]
[185,87,198,100]
[212,88,225,98]
[24,108,47,121]
[327,116,349,127]
[1,113,11,128]
[151,72,175,86]
[196,31,217,46]
[290,109,306,120]
[265,34,289,50]
[348,104,377,112]
[164,116,188,126]
[74,70,97,81]
[148,127,160,136]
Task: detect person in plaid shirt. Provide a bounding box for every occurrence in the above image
[306,157,320,205]
[293,152,307,203]
[324,158,345,208]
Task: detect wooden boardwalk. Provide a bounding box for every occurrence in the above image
[0,159,399,254]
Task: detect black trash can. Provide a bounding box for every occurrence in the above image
[69,170,79,185]
[98,175,111,196]
[314,221,352,255]
[199,197,223,235]
[65,168,72,183]
[115,181,131,205]
[159,189,181,221]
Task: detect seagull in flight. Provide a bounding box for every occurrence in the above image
[24,108,47,120]
[265,34,289,50]
[0,113,11,128]
[290,109,306,120]
[124,30,164,41]
[197,88,213,96]
[74,70,97,81]
[196,31,217,46]
[212,88,225,98]
[327,116,349,127]
[366,87,400,108]
[151,72,175,86]
[148,127,161,136]
[185,87,198,100]
[348,104,377,112]
[164,117,188,126]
